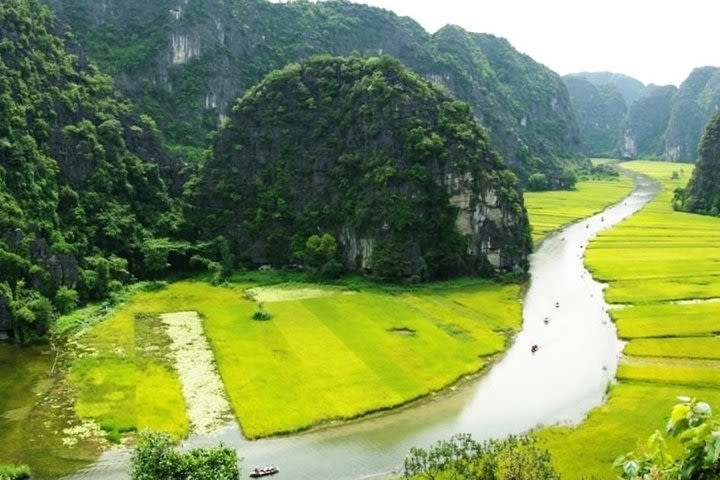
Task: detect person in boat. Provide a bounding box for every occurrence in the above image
[555,301,559,308]
[531,344,539,353]
[543,317,549,325]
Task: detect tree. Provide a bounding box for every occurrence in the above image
[615,397,720,479]
[404,433,560,480]
[131,430,241,480]
[9,281,54,344]
[304,233,342,279]
[560,167,578,189]
[54,286,78,314]
[527,172,550,191]
[304,233,338,267]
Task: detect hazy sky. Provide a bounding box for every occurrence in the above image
[348,0,719,86]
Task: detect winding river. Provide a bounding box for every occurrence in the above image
[70,171,659,480]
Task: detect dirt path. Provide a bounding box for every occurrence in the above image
[160,311,233,435]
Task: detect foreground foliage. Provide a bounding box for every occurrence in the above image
[131,430,240,480]
[403,433,559,480]
[0,464,30,480]
[615,397,720,480]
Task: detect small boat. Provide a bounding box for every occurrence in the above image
[531,344,539,354]
[250,465,279,478]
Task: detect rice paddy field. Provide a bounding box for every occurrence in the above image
[541,160,720,479]
[60,278,523,442]
[524,174,633,243]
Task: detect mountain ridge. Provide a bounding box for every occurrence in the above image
[43,0,584,185]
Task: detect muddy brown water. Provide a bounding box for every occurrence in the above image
[68,172,659,480]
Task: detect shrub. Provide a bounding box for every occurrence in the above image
[614,396,720,479]
[404,433,559,479]
[54,286,79,314]
[251,303,273,321]
[0,464,31,480]
[527,172,550,191]
[131,430,240,480]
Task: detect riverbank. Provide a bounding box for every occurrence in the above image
[541,161,720,479]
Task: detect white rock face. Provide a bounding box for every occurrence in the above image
[205,92,218,109]
[446,174,508,265]
[216,20,225,45]
[666,145,681,161]
[622,131,637,158]
[172,34,200,64]
[340,227,374,270]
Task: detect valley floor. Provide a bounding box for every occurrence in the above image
[541,161,720,479]
[0,173,654,478]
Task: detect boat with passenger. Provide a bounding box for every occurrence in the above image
[250,465,279,478]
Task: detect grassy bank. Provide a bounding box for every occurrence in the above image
[524,174,633,243]
[542,161,720,479]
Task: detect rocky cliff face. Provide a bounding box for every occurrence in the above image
[664,67,720,161]
[619,85,677,159]
[569,72,645,106]
[191,56,531,280]
[563,75,627,157]
[674,112,720,215]
[44,0,583,185]
[433,29,582,184]
[568,69,720,161]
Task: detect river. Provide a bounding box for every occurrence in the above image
[70,171,659,480]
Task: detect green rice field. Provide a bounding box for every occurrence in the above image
[542,160,720,479]
[524,174,633,242]
[65,278,522,440]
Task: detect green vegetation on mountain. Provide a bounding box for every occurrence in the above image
[569,68,720,161]
[564,76,627,157]
[674,111,720,215]
[0,0,181,344]
[619,85,677,159]
[569,72,646,106]
[190,55,531,279]
[664,67,720,161]
[44,0,584,185]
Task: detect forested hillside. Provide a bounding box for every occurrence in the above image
[0,0,179,342]
[619,85,677,159]
[664,66,720,160]
[566,68,720,161]
[564,76,627,157]
[43,0,583,185]
[190,55,532,280]
[674,111,720,215]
